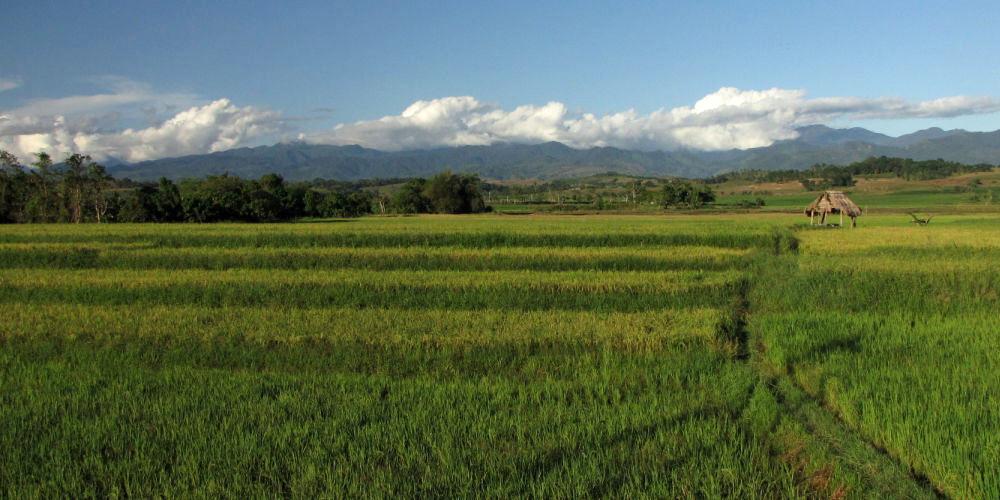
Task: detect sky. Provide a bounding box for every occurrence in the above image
[2,0,1000,162]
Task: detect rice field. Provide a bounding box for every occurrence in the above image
[0,215,793,497]
[1,213,997,496]
[751,214,1000,498]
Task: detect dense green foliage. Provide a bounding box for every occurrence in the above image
[392,171,490,214]
[660,179,716,208]
[0,150,376,223]
[799,170,855,191]
[0,152,113,223]
[0,150,496,223]
[482,174,719,212]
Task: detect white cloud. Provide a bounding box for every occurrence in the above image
[1,99,284,163]
[0,78,285,162]
[0,77,21,92]
[305,88,1000,151]
[4,83,999,163]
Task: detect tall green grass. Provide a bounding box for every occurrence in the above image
[0,215,806,496]
[0,244,747,271]
[0,215,781,248]
[751,216,1000,497]
[8,213,993,495]
[0,268,738,311]
[0,345,797,497]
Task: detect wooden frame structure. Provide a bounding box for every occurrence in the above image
[805,191,862,227]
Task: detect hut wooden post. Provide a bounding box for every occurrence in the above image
[809,211,814,226]
[840,211,843,227]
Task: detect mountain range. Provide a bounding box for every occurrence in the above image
[108,125,1000,181]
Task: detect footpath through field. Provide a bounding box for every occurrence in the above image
[736,228,937,498]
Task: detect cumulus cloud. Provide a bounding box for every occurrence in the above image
[0,78,285,162]
[4,83,1000,163]
[1,99,284,163]
[0,77,21,92]
[305,88,1000,151]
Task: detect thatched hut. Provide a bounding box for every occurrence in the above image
[805,191,862,227]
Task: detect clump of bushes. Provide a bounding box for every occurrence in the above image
[735,198,766,208]
[661,180,715,208]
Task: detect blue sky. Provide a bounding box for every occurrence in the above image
[2,0,1000,160]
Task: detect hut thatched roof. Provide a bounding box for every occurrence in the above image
[805,191,862,217]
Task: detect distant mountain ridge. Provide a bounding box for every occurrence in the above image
[109,125,1000,181]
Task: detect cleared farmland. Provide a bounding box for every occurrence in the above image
[1,214,996,497]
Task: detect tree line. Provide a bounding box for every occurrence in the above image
[0,151,490,223]
[707,156,997,187]
[0,152,115,223]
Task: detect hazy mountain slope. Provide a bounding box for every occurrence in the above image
[793,125,896,146]
[901,130,1000,163]
[111,142,715,181]
[721,141,908,171]
[108,127,1000,181]
[891,127,965,147]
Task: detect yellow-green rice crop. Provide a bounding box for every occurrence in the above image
[752,214,1000,497]
[0,215,806,497]
[5,212,993,496]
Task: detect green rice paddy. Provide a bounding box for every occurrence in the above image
[1,214,997,496]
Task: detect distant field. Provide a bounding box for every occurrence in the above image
[717,168,1000,212]
[492,170,1000,214]
[1,213,997,496]
[717,190,983,211]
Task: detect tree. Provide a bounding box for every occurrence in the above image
[303,189,325,217]
[181,174,249,222]
[391,178,431,214]
[374,192,389,215]
[27,152,58,222]
[319,190,372,218]
[661,180,714,208]
[179,192,213,222]
[694,184,716,206]
[258,173,290,219]
[0,151,29,223]
[423,171,488,214]
[660,180,686,207]
[628,180,644,205]
[246,186,284,221]
[153,178,184,221]
[63,154,92,223]
[86,163,113,223]
[118,185,158,222]
[284,184,308,217]
[828,171,855,187]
